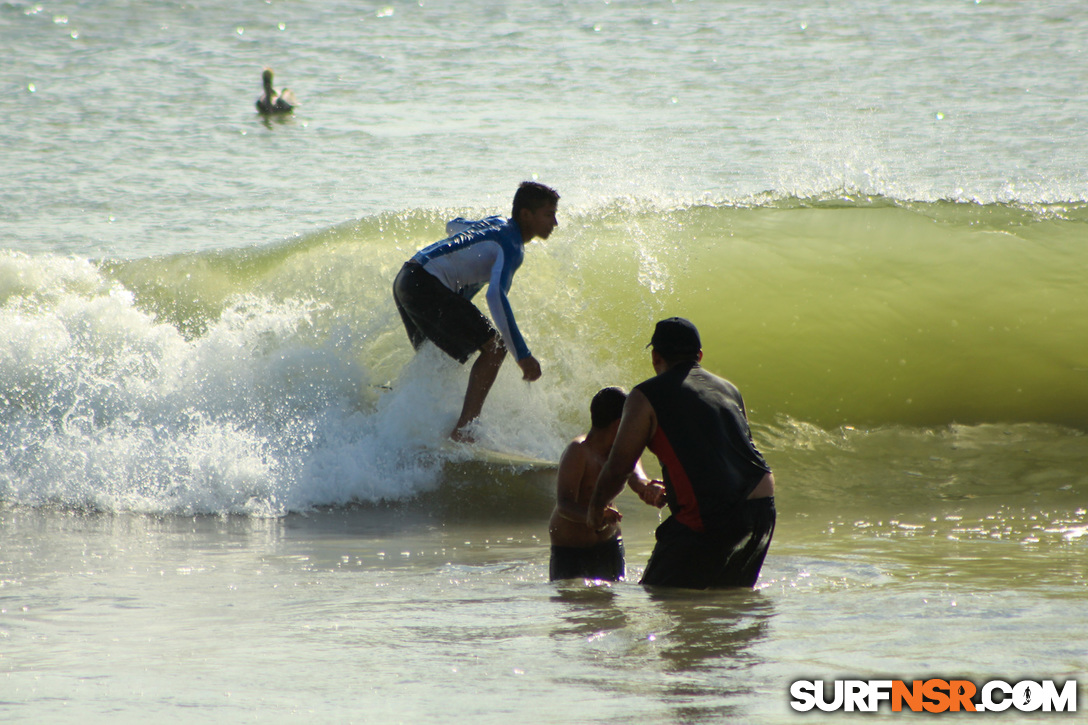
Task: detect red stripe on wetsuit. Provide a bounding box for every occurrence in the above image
[649,427,705,532]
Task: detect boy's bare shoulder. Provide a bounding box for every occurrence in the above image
[559,435,588,462]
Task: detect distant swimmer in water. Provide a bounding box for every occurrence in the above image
[256,68,296,115]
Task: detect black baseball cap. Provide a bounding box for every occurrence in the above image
[648,317,701,357]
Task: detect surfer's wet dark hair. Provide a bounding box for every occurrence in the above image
[512,181,560,219]
[590,387,627,429]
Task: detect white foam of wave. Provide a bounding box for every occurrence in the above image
[0,252,571,516]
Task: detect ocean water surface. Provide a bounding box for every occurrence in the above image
[2,0,1086,722]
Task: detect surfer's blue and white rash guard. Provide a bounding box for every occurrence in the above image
[411,216,532,361]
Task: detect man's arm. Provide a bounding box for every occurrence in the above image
[587,389,656,529]
[626,461,667,508]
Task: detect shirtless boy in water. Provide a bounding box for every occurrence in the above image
[548,387,666,582]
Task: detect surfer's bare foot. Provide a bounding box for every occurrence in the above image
[450,427,475,444]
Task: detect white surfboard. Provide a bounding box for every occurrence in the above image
[443,442,558,469]
[471,446,557,468]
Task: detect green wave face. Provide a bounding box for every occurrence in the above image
[104,198,1088,430]
[3,196,1086,514]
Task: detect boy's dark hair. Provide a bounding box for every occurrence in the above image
[512,181,560,219]
[590,387,627,430]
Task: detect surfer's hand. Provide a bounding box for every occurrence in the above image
[518,356,542,382]
[602,505,622,526]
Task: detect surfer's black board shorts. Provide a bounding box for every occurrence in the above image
[549,537,625,582]
[641,497,776,589]
[393,261,497,364]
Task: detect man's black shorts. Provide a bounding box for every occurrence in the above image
[392,261,496,364]
[641,497,776,589]
[549,537,625,582]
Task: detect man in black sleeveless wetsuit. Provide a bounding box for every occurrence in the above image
[587,318,777,589]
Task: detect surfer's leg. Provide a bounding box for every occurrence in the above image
[394,296,425,350]
[392,263,427,349]
[394,261,493,360]
[451,335,506,442]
